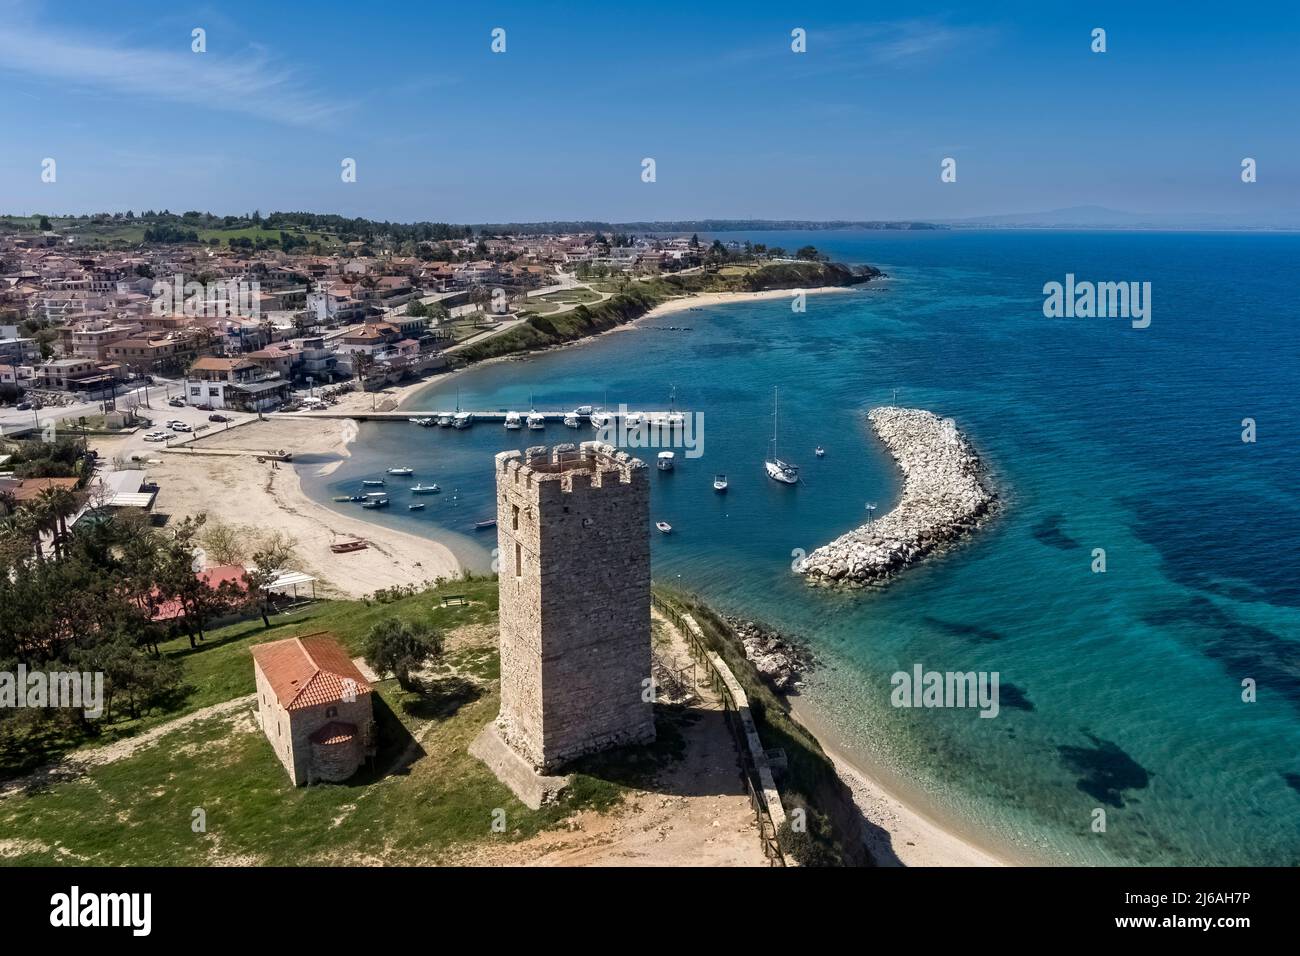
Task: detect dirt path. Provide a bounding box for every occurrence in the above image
[0,694,256,800]
[449,610,769,866]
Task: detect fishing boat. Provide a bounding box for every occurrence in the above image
[563,412,581,428]
[526,411,546,430]
[815,446,825,458]
[624,411,644,428]
[387,467,414,476]
[713,474,728,493]
[362,494,390,509]
[453,411,473,429]
[361,479,386,487]
[656,521,672,534]
[474,518,497,530]
[504,411,522,430]
[408,417,432,426]
[331,495,353,502]
[590,410,613,430]
[657,451,675,471]
[410,482,440,494]
[330,539,368,553]
[436,413,454,427]
[408,503,425,511]
[764,386,799,485]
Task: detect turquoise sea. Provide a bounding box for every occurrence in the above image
[303,230,1300,865]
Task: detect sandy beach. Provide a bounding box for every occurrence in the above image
[638,285,858,322]
[92,417,460,599]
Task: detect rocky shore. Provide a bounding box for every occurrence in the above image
[724,616,815,691]
[797,406,997,588]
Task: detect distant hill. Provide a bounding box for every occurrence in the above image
[940,205,1300,230]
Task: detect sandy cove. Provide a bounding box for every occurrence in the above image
[92,417,460,599]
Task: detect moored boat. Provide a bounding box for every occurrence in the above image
[361,479,386,487]
[504,411,522,430]
[453,411,473,429]
[410,483,440,494]
[765,386,799,484]
[657,451,675,471]
[387,467,413,476]
[815,446,825,458]
[526,411,546,430]
[656,521,672,534]
[408,503,425,510]
[713,474,728,493]
[436,413,454,427]
[474,518,497,530]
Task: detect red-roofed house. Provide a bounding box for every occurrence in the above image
[251,632,375,784]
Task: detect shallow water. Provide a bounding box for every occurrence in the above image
[305,230,1300,865]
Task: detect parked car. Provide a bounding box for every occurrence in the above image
[168,398,185,408]
[208,413,230,423]
[16,402,31,411]
[170,422,193,433]
[143,432,168,442]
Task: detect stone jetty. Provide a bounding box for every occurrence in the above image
[797,407,996,588]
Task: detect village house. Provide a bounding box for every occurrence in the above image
[251,632,376,785]
[184,355,291,411]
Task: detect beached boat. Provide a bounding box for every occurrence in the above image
[656,521,672,534]
[387,467,413,476]
[657,451,675,471]
[504,411,522,430]
[474,518,497,530]
[713,474,728,493]
[410,483,440,494]
[453,411,473,429]
[765,386,799,485]
[526,411,546,430]
[330,539,368,553]
[361,479,386,487]
[408,503,425,511]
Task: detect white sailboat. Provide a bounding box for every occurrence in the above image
[764,386,799,485]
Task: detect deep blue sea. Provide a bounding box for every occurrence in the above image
[304,230,1300,865]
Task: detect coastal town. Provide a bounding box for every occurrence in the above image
[1,212,960,870]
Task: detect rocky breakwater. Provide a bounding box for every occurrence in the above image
[797,407,997,588]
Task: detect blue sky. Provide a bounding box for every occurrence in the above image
[1,0,1296,224]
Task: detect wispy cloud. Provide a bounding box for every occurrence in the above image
[719,18,995,73]
[0,11,344,127]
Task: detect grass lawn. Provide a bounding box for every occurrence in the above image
[0,576,688,866]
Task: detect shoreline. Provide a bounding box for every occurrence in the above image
[788,695,1048,866]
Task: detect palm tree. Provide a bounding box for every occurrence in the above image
[0,490,17,518]
[37,486,79,559]
[14,506,46,562]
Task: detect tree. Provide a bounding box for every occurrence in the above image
[243,531,299,627]
[39,215,51,231]
[363,618,444,691]
[36,486,79,559]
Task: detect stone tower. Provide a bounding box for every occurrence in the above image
[493,441,655,773]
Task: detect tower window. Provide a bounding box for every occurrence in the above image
[512,504,519,530]
[515,542,522,577]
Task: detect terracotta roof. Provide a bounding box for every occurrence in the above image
[149,565,249,622]
[309,721,358,745]
[251,632,372,710]
[0,476,81,503]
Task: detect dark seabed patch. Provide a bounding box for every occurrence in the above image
[1057,733,1151,808]
[1283,773,1300,795]
[1032,513,1081,550]
[999,682,1035,712]
[1143,596,1300,710]
[923,615,1003,642]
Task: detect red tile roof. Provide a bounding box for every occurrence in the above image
[251,632,372,710]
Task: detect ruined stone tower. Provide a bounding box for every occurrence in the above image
[492,441,655,773]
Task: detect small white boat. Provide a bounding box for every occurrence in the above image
[453,411,472,429]
[410,483,440,494]
[504,411,523,430]
[590,410,613,430]
[657,451,675,471]
[563,414,581,428]
[362,479,386,487]
[436,413,454,427]
[408,503,425,510]
[815,446,825,458]
[387,467,413,476]
[713,474,728,493]
[624,412,644,428]
[656,521,672,534]
[526,411,545,430]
